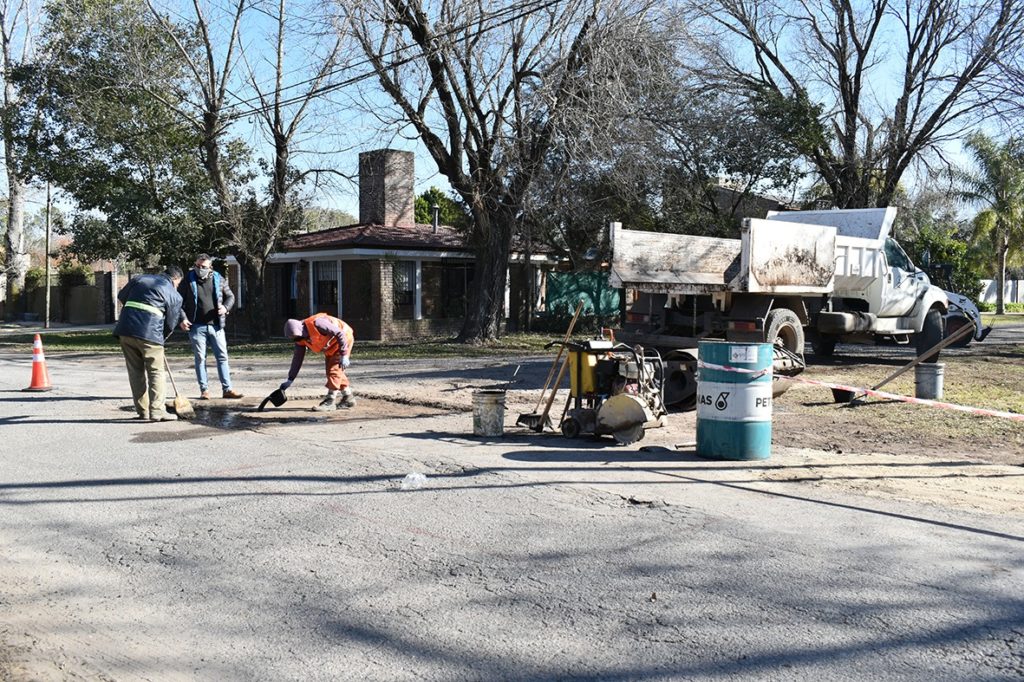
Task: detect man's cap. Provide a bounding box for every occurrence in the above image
[283,319,304,338]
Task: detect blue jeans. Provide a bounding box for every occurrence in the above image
[189,324,233,393]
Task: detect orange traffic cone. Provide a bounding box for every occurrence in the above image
[23,334,52,392]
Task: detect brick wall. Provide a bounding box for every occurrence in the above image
[363,260,388,341]
[251,256,478,342]
[358,150,415,227]
[384,318,463,340]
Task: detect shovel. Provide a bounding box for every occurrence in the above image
[163,355,195,419]
[258,388,288,412]
[517,300,584,430]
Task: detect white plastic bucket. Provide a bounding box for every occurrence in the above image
[472,389,506,437]
[915,363,945,400]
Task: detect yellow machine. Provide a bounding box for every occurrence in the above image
[558,340,668,445]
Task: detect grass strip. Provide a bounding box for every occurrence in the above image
[0,330,556,360]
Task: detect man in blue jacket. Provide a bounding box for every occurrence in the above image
[178,254,243,400]
[114,266,191,422]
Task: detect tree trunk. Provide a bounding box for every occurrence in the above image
[237,253,269,341]
[3,172,27,317]
[996,236,1008,316]
[458,210,511,343]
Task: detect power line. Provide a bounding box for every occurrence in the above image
[223,0,558,113]
[222,0,565,120]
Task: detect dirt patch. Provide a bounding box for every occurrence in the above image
[771,345,1024,467]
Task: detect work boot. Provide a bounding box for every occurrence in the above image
[313,394,338,412]
[151,413,179,422]
[338,388,356,409]
[222,389,244,399]
[199,390,211,400]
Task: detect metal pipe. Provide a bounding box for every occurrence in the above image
[44,182,51,329]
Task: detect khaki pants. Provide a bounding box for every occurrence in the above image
[120,336,168,419]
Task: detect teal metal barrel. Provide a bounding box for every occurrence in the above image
[696,341,773,460]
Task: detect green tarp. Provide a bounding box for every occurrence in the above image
[546,271,620,317]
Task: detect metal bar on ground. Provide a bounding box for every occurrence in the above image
[851,321,975,402]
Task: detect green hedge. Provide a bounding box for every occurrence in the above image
[58,263,94,286]
[24,267,47,291]
[978,302,1024,313]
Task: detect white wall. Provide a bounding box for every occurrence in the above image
[979,279,1024,304]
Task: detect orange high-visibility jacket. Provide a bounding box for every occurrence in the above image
[299,313,354,356]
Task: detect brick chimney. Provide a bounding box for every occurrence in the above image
[358,149,415,227]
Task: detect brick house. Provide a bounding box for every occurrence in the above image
[241,149,552,341]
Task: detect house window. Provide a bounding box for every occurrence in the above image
[313,261,338,313]
[422,261,474,318]
[342,261,372,321]
[393,261,415,319]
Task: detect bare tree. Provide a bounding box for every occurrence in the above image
[0,0,39,314]
[143,0,344,338]
[341,0,666,342]
[686,0,1024,208]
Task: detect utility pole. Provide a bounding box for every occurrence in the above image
[44,182,51,329]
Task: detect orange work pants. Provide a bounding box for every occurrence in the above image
[324,351,350,391]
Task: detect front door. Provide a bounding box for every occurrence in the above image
[878,238,929,317]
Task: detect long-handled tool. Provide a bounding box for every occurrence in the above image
[504,365,521,391]
[846,319,976,405]
[163,355,195,419]
[517,301,585,429]
[530,351,571,432]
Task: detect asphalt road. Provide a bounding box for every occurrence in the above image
[1,351,1022,680]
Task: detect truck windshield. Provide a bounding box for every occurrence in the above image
[883,238,915,271]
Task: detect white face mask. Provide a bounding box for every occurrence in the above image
[195,266,212,280]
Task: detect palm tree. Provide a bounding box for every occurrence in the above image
[954,132,1024,315]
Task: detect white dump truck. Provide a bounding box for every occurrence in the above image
[610,207,987,408]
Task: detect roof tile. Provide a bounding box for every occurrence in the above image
[284,223,467,251]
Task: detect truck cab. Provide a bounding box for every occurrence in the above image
[764,208,949,359]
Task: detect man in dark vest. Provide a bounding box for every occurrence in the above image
[114,266,190,421]
[179,254,243,400]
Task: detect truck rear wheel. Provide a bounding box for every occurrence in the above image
[765,308,805,359]
[915,307,945,362]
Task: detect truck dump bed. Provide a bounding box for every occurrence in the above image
[609,219,836,295]
[608,229,742,294]
[764,207,894,297]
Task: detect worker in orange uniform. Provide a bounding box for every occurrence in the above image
[280,314,356,411]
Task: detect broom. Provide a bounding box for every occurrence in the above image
[163,354,195,419]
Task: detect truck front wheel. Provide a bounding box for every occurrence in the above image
[945,315,975,348]
[915,307,945,362]
[765,308,805,359]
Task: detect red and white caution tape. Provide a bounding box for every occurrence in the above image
[696,360,772,379]
[697,359,1024,422]
[777,374,1024,421]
